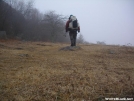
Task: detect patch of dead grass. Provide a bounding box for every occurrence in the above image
[0,41,134,101]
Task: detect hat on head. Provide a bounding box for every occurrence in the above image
[69,15,73,19]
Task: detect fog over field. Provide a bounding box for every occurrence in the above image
[34,0,134,46]
[1,1,134,100]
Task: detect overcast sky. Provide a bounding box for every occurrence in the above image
[34,0,134,46]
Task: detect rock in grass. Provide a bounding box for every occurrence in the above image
[109,50,115,54]
[59,46,82,51]
[19,54,29,57]
[15,47,23,50]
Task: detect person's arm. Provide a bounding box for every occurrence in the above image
[78,22,80,32]
[65,20,69,32]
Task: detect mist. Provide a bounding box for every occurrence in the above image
[34,0,134,45]
[1,0,134,45]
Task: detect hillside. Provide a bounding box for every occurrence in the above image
[0,40,134,101]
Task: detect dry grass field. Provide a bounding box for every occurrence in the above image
[0,40,134,101]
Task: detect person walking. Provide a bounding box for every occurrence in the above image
[65,15,80,46]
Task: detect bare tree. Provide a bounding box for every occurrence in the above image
[0,0,12,31]
[42,11,67,42]
[0,0,33,37]
[5,0,34,19]
[0,1,69,42]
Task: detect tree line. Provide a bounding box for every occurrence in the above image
[0,0,70,42]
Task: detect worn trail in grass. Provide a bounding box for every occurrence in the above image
[0,41,134,101]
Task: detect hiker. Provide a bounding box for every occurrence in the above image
[65,15,80,46]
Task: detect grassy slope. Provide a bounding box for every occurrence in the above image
[0,41,134,101]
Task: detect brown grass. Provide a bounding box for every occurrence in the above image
[0,41,134,101]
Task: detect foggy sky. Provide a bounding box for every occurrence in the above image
[34,0,134,45]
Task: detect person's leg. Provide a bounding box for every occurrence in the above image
[69,32,74,46]
[73,31,77,46]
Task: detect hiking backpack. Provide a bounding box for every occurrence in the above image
[69,16,79,29]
